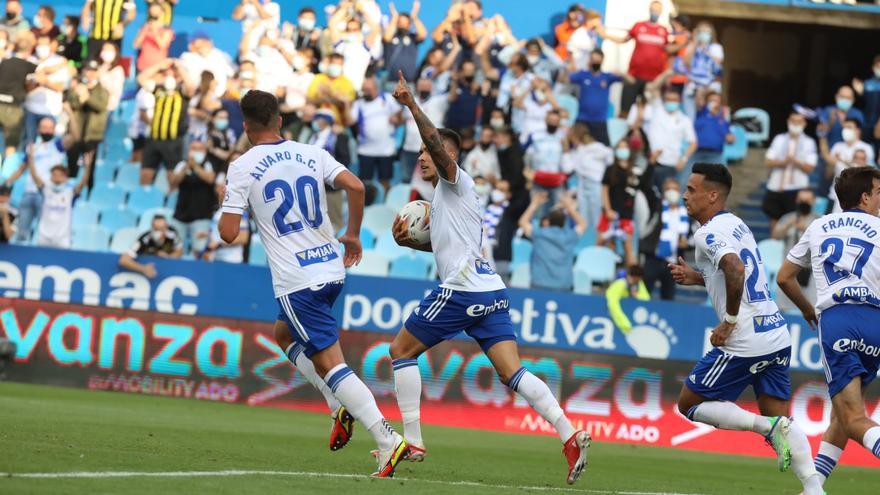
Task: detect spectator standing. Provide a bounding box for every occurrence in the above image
[279,48,314,128]
[565,9,602,71]
[4,117,65,243]
[554,5,584,61]
[290,7,321,54]
[65,61,108,189]
[817,85,863,149]
[463,127,500,183]
[431,2,477,61]
[0,184,15,243]
[81,0,136,59]
[569,49,624,145]
[0,36,36,160]
[771,188,818,312]
[401,77,448,183]
[118,215,183,279]
[762,111,817,231]
[170,140,215,254]
[492,126,529,279]
[525,37,565,83]
[639,178,688,301]
[1,0,28,42]
[96,41,125,113]
[204,199,249,263]
[518,191,588,292]
[606,265,651,332]
[597,1,675,115]
[821,118,875,212]
[383,1,427,85]
[306,52,356,125]
[308,109,350,232]
[351,75,402,192]
[133,3,174,72]
[180,33,235,99]
[513,78,559,140]
[29,160,91,249]
[23,34,70,147]
[187,71,221,141]
[30,5,59,40]
[524,110,566,209]
[145,0,176,26]
[561,123,613,228]
[675,21,723,120]
[692,91,733,166]
[232,0,280,41]
[59,16,87,68]
[482,179,510,256]
[205,109,237,177]
[853,55,880,152]
[327,11,379,91]
[128,79,155,164]
[445,60,482,134]
[599,140,654,266]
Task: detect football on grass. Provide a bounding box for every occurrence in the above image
[398,200,431,245]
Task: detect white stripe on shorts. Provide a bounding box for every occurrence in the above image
[425,288,453,321]
[706,354,733,388]
[280,296,309,342]
[702,354,724,386]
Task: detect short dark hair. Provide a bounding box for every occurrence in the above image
[50,165,67,175]
[544,209,566,228]
[298,7,315,16]
[692,162,732,195]
[591,48,604,57]
[844,117,862,130]
[438,128,462,156]
[240,90,279,129]
[328,52,344,62]
[627,265,645,278]
[39,5,55,20]
[152,214,167,224]
[835,167,880,210]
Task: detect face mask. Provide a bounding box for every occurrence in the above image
[150,230,165,242]
[490,118,505,129]
[546,124,559,134]
[490,190,507,203]
[664,189,681,204]
[35,45,50,59]
[664,101,679,113]
[697,31,712,44]
[32,15,43,29]
[363,93,375,102]
[788,123,804,135]
[836,97,853,112]
[590,62,601,72]
[5,12,15,21]
[164,76,177,91]
[474,183,491,196]
[874,67,880,79]
[796,201,812,215]
[497,143,510,152]
[707,101,719,112]
[615,147,631,161]
[191,151,206,163]
[100,50,115,63]
[242,4,257,17]
[649,12,660,23]
[479,141,492,150]
[343,33,362,44]
[39,132,54,142]
[311,121,322,132]
[526,54,540,66]
[143,80,156,93]
[293,56,307,72]
[299,18,315,31]
[215,119,228,131]
[327,64,343,78]
[534,91,546,103]
[842,128,858,143]
[418,91,431,100]
[257,45,274,58]
[240,70,255,80]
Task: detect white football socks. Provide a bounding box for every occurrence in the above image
[324,363,394,451]
[507,367,576,443]
[688,401,771,435]
[392,358,423,446]
[863,426,880,459]
[814,441,843,483]
[788,421,823,495]
[285,343,341,413]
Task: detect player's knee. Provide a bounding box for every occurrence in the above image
[274,323,291,349]
[676,401,691,418]
[388,338,410,360]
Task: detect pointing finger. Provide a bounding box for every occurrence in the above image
[398,70,406,85]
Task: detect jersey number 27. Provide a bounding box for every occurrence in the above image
[263,176,323,236]
[821,236,874,285]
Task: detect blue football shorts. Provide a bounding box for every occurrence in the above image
[276,280,344,358]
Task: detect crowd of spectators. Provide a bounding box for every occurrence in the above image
[1,0,877,302]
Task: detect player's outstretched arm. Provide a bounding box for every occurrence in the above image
[334,170,365,267]
[776,260,818,330]
[392,71,458,182]
[668,256,704,286]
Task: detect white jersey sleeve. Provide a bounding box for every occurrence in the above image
[439,166,469,196]
[221,157,251,214]
[694,228,737,269]
[785,222,814,268]
[320,148,347,187]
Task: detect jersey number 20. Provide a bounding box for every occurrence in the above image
[263,176,323,236]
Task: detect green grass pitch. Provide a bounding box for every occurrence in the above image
[0,382,877,494]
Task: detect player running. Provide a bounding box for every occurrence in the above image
[219,90,407,477]
[387,71,590,485]
[669,163,822,494]
[777,166,880,488]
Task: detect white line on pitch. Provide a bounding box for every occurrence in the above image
[0,469,706,495]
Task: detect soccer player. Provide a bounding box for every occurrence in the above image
[777,166,880,488]
[669,163,822,494]
[387,71,591,485]
[219,90,408,477]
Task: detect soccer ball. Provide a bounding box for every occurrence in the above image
[398,200,431,244]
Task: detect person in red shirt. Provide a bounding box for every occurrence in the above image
[597,1,680,117]
[553,5,584,61]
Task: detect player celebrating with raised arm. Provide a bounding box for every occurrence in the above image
[387,71,591,485]
[669,163,822,495]
[777,166,880,489]
[218,90,408,478]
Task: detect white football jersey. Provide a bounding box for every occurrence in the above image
[430,168,505,292]
[222,140,347,297]
[694,212,791,357]
[786,210,880,313]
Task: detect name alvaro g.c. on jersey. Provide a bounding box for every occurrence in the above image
[222,140,347,297]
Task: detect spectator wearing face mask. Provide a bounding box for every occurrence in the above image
[1,0,29,42]
[205,108,237,178]
[853,54,880,152]
[4,117,65,243]
[565,9,602,71]
[30,5,59,39]
[432,2,478,61]
[81,0,136,60]
[240,25,292,97]
[445,60,482,134]
[232,0,280,38]
[518,190,588,292]
[290,7,321,54]
[384,1,427,85]
[187,71,222,141]
[119,215,183,279]
[821,118,875,212]
[279,48,314,128]
[771,188,818,312]
[401,77,448,183]
[522,37,564,83]
[0,35,36,160]
[96,41,125,113]
[308,109,350,232]
[762,111,817,231]
[307,53,356,126]
[482,179,510,248]
[170,140,215,255]
[561,123,613,229]
[599,139,654,266]
[58,16,87,68]
[128,78,156,164]
[29,160,91,249]
[23,34,69,147]
[0,184,15,243]
[692,91,733,168]
[639,178,688,301]
[513,78,559,140]
[606,265,651,332]
[350,75,403,192]
[817,85,864,149]
[463,127,500,184]
[134,3,174,72]
[65,61,109,191]
[180,32,235,99]
[328,13,379,91]
[674,21,723,120]
[524,110,566,211]
[568,49,625,145]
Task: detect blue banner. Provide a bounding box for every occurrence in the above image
[0,245,824,372]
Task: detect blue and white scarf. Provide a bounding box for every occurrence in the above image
[656,201,690,261]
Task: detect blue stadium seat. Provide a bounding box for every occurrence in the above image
[249,235,267,266]
[165,189,178,209]
[511,237,532,269]
[0,151,22,178]
[510,264,531,288]
[138,207,174,231]
[92,163,118,184]
[575,228,598,250]
[813,197,829,216]
[723,124,749,163]
[9,176,25,208]
[757,238,785,288]
[575,246,617,284]
[99,206,139,232]
[732,107,770,145]
[128,186,165,211]
[154,169,170,195]
[390,254,432,280]
[348,250,389,277]
[337,226,377,250]
[369,180,385,205]
[109,227,141,254]
[72,225,111,252]
[607,118,629,147]
[72,201,100,231]
[374,230,412,260]
[554,93,579,126]
[89,183,127,210]
[385,183,412,212]
[363,205,396,236]
[114,165,142,192]
[573,267,593,295]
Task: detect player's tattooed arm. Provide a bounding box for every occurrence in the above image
[718,253,744,316]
